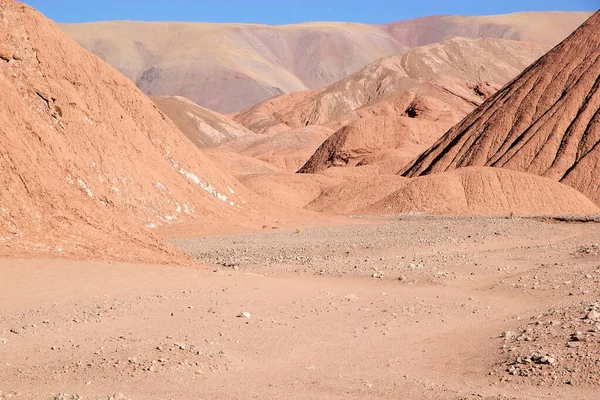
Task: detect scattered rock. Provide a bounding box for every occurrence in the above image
[585,310,600,321]
[55,395,81,400]
[570,331,586,342]
[108,394,131,400]
[239,311,252,319]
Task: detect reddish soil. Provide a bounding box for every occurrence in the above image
[0,0,261,263]
[402,12,600,206]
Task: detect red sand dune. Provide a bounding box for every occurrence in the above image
[402,12,600,205]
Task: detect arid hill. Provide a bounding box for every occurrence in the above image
[239,173,341,209]
[381,12,592,47]
[0,0,250,262]
[217,125,334,172]
[306,175,410,214]
[151,96,255,148]
[402,12,600,205]
[231,90,323,135]
[288,38,547,174]
[202,149,280,178]
[298,116,442,174]
[313,167,599,216]
[60,22,405,113]
[59,12,590,113]
[236,38,548,132]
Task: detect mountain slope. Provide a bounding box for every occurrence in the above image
[297,116,443,174]
[238,38,548,132]
[402,11,600,205]
[0,0,249,261]
[290,38,548,174]
[59,22,405,113]
[59,12,591,113]
[151,96,255,148]
[381,12,593,47]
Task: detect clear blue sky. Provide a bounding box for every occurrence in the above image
[22,0,596,24]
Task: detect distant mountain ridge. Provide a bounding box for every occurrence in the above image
[59,11,592,113]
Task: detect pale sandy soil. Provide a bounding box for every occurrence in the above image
[1,216,600,399]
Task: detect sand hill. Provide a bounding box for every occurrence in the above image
[308,167,599,216]
[361,167,600,215]
[59,12,590,113]
[306,175,410,214]
[151,96,255,148]
[402,12,600,205]
[297,116,447,174]
[0,0,251,261]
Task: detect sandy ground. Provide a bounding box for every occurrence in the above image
[2,216,600,399]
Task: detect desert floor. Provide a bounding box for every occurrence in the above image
[1,216,600,399]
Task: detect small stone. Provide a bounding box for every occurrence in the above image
[0,338,7,344]
[570,331,586,342]
[239,311,252,319]
[501,331,516,339]
[109,394,130,400]
[585,310,600,321]
[539,355,555,365]
[195,369,204,375]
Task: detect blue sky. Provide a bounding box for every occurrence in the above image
[23,0,595,24]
